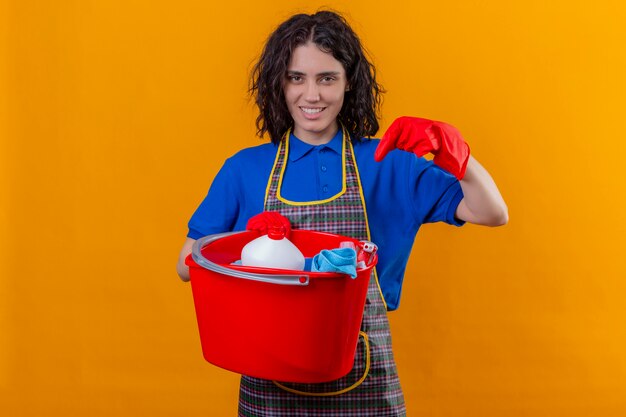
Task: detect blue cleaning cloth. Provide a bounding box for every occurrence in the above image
[311,248,357,278]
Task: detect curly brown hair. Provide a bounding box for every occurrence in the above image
[249,10,385,144]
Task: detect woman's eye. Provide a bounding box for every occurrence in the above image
[321,76,335,82]
[288,75,302,82]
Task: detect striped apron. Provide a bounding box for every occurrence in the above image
[237,127,406,416]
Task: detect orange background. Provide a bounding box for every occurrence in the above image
[2,0,625,415]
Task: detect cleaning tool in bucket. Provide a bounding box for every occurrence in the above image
[240,225,305,270]
[186,229,378,383]
[311,247,357,278]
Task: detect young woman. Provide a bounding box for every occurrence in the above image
[177,10,507,416]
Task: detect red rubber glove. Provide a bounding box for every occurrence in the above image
[246,211,292,237]
[374,116,470,180]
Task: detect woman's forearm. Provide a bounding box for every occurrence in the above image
[457,156,508,226]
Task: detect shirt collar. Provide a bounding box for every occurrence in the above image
[288,129,344,162]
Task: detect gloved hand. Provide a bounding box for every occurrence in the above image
[374,116,470,180]
[246,211,292,237]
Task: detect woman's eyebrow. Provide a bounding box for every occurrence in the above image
[286,70,341,77]
[317,71,341,77]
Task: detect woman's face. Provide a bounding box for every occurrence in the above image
[283,41,348,145]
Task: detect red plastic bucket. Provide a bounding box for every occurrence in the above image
[185,229,376,383]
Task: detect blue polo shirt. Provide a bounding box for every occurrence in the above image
[188,129,464,310]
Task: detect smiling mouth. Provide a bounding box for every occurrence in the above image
[300,107,326,114]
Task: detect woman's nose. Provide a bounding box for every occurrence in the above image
[304,81,320,102]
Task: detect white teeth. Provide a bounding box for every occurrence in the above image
[301,107,325,114]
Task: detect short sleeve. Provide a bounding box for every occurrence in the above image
[410,159,465,226]
[187,159,240,239]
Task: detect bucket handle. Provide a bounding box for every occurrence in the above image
[191,231,310,286]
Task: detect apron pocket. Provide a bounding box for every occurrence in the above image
[273,331,370,396]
